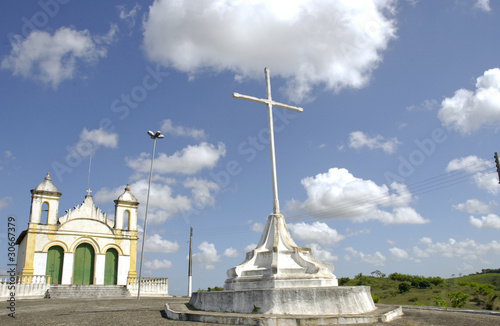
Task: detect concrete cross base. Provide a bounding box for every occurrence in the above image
[225,214,338,291]
[189,286,376,315]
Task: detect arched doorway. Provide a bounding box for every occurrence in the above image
[73,243,94,285]
[46,246,64,284]
[104,248,118,285]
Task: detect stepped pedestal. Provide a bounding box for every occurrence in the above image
[189,214,376,316]
[225,214,337,290]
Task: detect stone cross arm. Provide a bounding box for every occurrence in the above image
[232,68,303,214]
[233,92,304,113]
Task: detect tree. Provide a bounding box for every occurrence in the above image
[371,270,386,278]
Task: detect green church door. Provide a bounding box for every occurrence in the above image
[73,243,94,285]
[104,248,118,285]
[46,246,64,284]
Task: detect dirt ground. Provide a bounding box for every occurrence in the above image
[2,297,499,326]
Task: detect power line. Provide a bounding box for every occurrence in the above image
[194,164,497,236]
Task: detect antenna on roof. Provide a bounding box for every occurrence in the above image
[86,155,92,197]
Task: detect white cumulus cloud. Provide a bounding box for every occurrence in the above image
[1,26,115,88]
[223,247,240,258]
[469,214,500,229]
[286,168,428,224]
[144,258,172,270]
[143,0,397,102]
[94,181,191,225]
[446,156,497,194]
[413,237,500,260]
[288,221,344,244]
[118,3,142,28]
[474,0,491,12]
[309,243,338,262]
[244,243,257,253]
[143,233,180,253]
[161,119,206,140]
[71,127,119,158]
[250,222,264,233]
[389,247,409,261]
[192,241,221,270]
[126,142,226,175]
[345,247,386,266]
[438,68,500,134]
[348,131,400,154]
[453,199,496,214]
[183,178,219,208]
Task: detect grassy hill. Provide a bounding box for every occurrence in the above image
[340,272,500,310]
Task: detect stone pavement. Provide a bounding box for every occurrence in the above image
[2,297,500,325]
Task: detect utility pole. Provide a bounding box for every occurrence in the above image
[188,227,193,297]
[495,152,500,184]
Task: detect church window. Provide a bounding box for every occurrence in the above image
[124,210,130,230]
[41,202,49,224]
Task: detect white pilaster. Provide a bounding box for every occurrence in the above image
[117,255,130,285]
[33,252,47,275]
[61,252,73,285]
[95,254,105,285]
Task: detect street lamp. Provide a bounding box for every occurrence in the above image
[137,130,164,300]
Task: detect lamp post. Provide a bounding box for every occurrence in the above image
[137,130,163,300]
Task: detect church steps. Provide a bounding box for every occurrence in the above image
[47,285,131,299]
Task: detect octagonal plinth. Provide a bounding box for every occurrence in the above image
[189,286,376,315]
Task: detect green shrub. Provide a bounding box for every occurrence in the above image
[198,286,224,292]
[354,273,371,286]
[434,295,447,308]
[372,294,380,303]
[476,284,494,296]
[399,282,411,294]
[428,276,445,286]
[339,277,350,285]
[448,291,469,308]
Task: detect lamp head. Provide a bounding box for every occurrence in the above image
[147,130,164,139]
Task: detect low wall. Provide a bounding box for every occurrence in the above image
[0,275,50,299]
[127,277,169,297]
[0,275,169,299]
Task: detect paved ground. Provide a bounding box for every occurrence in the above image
[2,297,500,325]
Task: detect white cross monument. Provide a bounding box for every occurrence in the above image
[185,68,385,318]
[220,67,338,293]
[233,67,303,215]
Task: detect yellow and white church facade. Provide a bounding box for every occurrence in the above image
[15,173,139,286]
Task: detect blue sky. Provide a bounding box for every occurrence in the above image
[1,0,500,295]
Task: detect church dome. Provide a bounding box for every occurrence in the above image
[34,173,58,193]
[117,184,138,203]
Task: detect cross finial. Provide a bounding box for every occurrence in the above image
[233,68,303,214]
[86,188,92,197]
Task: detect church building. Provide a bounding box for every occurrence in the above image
[15,173,139,286]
